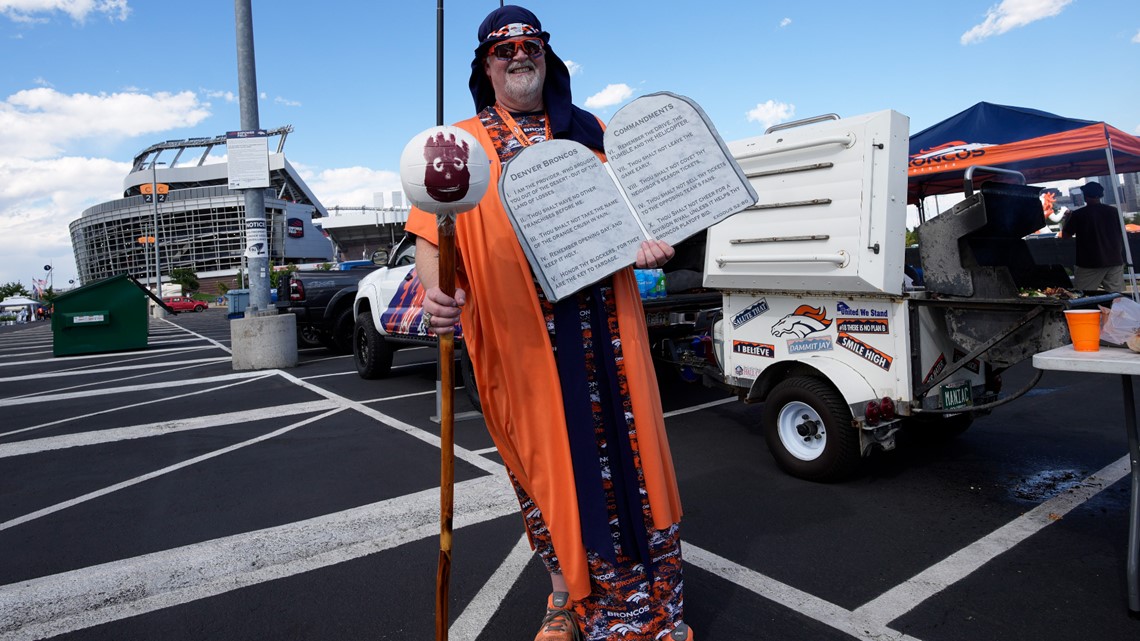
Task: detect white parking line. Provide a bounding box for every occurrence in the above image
[0,345,218,368]
[0,473,518,641]
[1,360,233,402]
[0,371,269,407]
[450,533,533,641]
[0,408,345,531]
[0,374,272,439]
[276,370,503,475]
[0,400,341,458]
[851,454,1130,629]
[155,318,232,354]
[0,357,231,384]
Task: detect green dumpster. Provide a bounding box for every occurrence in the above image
[52,273,154,357]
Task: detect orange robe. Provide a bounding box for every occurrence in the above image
[405,115,682,601]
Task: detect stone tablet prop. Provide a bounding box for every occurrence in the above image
[500,92,757,302]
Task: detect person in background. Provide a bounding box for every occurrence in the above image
[406,6,692,641]
[1062,181,1125,292]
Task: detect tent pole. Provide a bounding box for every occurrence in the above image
[1105,142,1138,301]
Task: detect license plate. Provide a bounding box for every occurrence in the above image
[940,380,973,410]
[646,311,669,327]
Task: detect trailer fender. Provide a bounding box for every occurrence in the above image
[747,356,876,411]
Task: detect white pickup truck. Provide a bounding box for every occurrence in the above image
[354,109,1105,482]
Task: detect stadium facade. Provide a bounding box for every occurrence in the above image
[69,126,334,288]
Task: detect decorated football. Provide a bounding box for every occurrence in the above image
[399,126,490,216]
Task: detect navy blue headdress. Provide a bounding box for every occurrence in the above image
[469,5,605,152]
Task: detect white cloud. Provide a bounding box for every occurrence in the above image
[1132,28,1140,44]
[746,100,795,130]
[0,86,210,286]
[299,165,403,210]
[203,89,237,103]
[275,96,302,107]
[961,0,1072,45]
[0,0,130,23]
[584,84,633,109]
[0,88,211,158]
[780,18,792,28]
[564,59,582,76]
[0,155,130,286]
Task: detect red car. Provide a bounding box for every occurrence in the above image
[163,296,207,312]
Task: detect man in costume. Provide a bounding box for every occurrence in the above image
[1062,181,1125,292]
[406,6,693,641]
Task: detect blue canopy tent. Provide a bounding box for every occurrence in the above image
[908,102,1140,212]
[908,102,1140,294]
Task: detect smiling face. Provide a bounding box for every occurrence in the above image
[422,132,471,203]
[484,38,546,112]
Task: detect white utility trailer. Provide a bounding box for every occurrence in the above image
[689,110,1110,481]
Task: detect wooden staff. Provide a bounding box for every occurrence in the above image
[435,211,457,641]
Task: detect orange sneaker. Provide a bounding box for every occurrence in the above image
[534,592,582,641]
[665,622,693,640]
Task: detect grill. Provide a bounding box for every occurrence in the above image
[915,169,1116,369]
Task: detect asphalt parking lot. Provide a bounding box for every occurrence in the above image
[1,309,1139,640]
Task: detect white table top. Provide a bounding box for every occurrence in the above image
[1033,344,1140,375]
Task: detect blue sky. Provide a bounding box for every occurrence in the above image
[1,0,1138,289]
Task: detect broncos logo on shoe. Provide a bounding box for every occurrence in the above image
[770,304,832,338]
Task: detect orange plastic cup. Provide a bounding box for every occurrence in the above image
[1063,309,1101,352]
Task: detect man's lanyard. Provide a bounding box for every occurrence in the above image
[493,104,551,147]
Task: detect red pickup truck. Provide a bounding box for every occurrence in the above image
[163,296,207,312]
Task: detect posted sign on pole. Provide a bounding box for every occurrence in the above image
[226,130,270,190]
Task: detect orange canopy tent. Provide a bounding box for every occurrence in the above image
[907,102,1140,210]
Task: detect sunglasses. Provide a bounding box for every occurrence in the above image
[489,37,544,61]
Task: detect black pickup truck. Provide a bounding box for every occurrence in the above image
[276,265,378,353]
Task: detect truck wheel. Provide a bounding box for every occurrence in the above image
[297,324,323,348]
[327,308,355,354]
[763,376,859,482]
[354,312,393,379]
[460,345,481,413]
[194,304,206,312]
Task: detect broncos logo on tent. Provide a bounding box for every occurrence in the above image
[770,305,832,338]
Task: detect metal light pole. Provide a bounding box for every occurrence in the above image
[234,0,270,314]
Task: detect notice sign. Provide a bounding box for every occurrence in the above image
[226,130,270,189]
[245,219,268,258]
[500,92,757,302]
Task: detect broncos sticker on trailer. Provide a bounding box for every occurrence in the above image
[770,305,832,338]
[772,304,833,354]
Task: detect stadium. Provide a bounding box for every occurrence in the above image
[69,126,335,291]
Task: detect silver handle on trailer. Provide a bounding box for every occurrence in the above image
[716,251,850,268]
[735,134,856,161]
[765,113,840,134]
[963,165,1026,198]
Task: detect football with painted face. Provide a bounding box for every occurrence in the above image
[399,126,490,215]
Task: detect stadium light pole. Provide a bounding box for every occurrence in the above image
[150,161,166,296]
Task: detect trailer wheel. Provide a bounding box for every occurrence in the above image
[763,376,859,482]
[354,312,393,379]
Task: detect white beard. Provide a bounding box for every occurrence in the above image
[500,62,543,109]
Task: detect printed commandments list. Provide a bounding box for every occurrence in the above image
[605,95,755,246]
[501,141,644,294]
[500,92,757,302]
